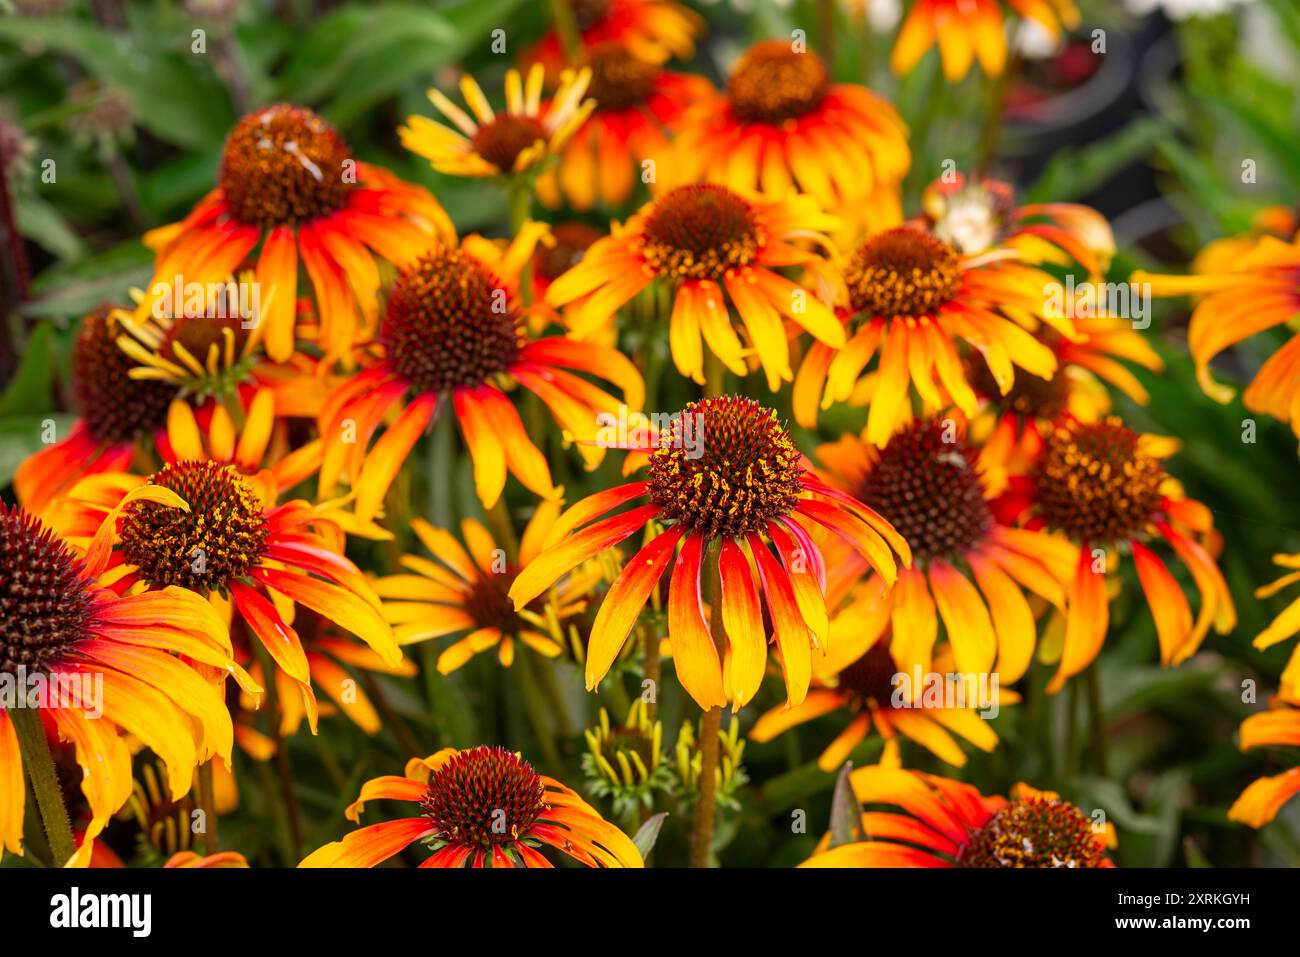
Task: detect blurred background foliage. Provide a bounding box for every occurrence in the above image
[1,0,1299,867]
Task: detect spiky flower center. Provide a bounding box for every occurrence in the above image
[0,505,93,674]
[586,43,660,112]
[380,247,521,394]
[571,0,612,30]
[1033,419,1165,544]
[73,307,177,444]
[219,104,354,228]
[647,395,803,539]
[727,40,829,125]
[838,639,900,708]
[857,421,991,562]
[535,222,602,282]
[421,746,548,850]
[465,572,527,636]
[960,794,1107,868]
[641,184,762,281]
[472,114,547,174]
[161,314,251,368]
[845,228,962,318]
[120,461,268,591]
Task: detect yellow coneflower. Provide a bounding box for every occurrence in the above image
[400,65,594,180]
[545,183,844,390]
[300,745,643,868]
[1136,234,1300,449]
[509,396,912,710]
[671,40,910,211]
[111,272,331,418]
[1228,554,1300,827]
[802,767,1113,867]
[892,0,1080,82]
[143,104,453,364]
[749,538,1018,771]
[374,506,599,673]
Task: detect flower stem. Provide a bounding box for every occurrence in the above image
[1085,664,1110,777]
[690,352,727,868]
[195,759,220,855]
[10,706,76,867]
[549,0,582,61]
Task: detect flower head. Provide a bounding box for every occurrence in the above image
[144,104,453,365]
[300,745,643,867]
[671,40,910,211]
[0,504,247,860]
[509,395,911,709]
[401,65,594,179]
[546,183,843,389]
[319,224,644,519]
[802,767,1112,867]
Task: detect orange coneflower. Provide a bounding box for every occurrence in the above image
[52,389,401,727]
[672,40,910,212]
[808,417,1075,691]
[317,225,644,520]
[801,766,1113,867]
[400,65,594,180]
[545,182,844,389]
[0,504,249,861]
[14,306,177,517]
[1135,234,1300,448]
[1227,554,1300,827]
[509,395,912,710]
[891,0,1080,82]
[792,223,1077,445]
[144,103,453,365]
[300,745,643,868]
[963,316,1165,490]
[749,594,1017,772]
[526,0,704,80]
[536,43,711,211]
[375,506,600,673]
[1003,417,1235,692]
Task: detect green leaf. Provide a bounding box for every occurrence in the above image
[0,18,233,149]
[0,323,57,416]
[1024,118,1168,204]
[827,761,861,848]
[0,414,73,487]
[13,192,86,261]
[632,812,669,858]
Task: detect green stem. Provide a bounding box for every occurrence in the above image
[196,760,219,855]
[1085,664,1110,777]
[689,352,727,868]
[515,652,562,773]
[10,706,76,866]
[549,0,582,60]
